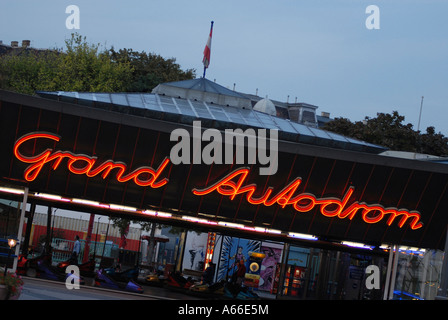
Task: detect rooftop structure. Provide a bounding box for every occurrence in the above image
[37,78,386,154]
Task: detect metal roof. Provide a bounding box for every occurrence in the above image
[154,77,248,99]
[36,91,387,154]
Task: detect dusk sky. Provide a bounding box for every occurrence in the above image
[1,0,447,135]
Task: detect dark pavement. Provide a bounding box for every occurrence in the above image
[18,276,205,300]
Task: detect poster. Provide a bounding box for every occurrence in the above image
[182,231,208,271]
[259,244,283,291]
[217,236,260,282]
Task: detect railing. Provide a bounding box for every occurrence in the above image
[51,238,118,265]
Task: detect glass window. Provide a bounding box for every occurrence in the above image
[393,249,444,300]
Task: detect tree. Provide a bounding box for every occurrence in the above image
[0,49,61,95]
[0,34,134,94]
[323,111,448,156]
[53,34,133,92]
[0,34,196,95]
[418,126,448,156]
[107,48,196,92]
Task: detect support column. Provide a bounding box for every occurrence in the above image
[383,244,399,300]
[22,201,35,256]
[383,246,394,300]
[83,214,95,263]
[45,206,52,254]
[275,242,290,299]
[420,250,430,299]
[436,227,448,299]
[12,187,28,272]
[388,244,400,300]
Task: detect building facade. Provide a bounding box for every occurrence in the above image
[1,79,447,299]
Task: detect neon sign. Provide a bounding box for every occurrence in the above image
[192,168,424,230]
[13,132,423,231]
[13,132,170,188]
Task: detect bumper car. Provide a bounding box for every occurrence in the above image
[145,273,166,287]
[94,268,144,294]
[223,282,260,300]
[17,253,85,284]
[165,271,194,291]
[188,280,226,298]
[56,258,96,286]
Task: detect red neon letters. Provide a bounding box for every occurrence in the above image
[14,132,424,231]
[192,168,424,230]
[14,132,170,188]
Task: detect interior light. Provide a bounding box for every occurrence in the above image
[35,192,70,202]
[181,216,217,225]
[0,187,24,195]
[156,212,172,218]
[141,210,171,218]
[218,221,245,229]
[142,209,157,216]
[72,198,101,206]
[288,232,318,241]
[109,204,137,212]
[265,228,282,235]
[399,246,426,254]
[342,241,373,250]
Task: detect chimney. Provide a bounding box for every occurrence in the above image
[22,40,31,48]
[11,41,19,48]
[321,111,330,118]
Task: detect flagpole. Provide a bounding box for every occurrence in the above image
[202,20,214,78]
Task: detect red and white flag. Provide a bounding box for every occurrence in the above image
[202,21,214,69]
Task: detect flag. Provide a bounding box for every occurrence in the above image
[202,21,214,69]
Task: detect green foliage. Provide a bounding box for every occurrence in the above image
[0,33,195,94]
[418,126,448,156]
[324,111,448,156]
[108,48,196,92]
[0,49,61,95]
[53,34,133,92]
[108,216,132,236]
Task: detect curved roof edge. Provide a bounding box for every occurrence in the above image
[36,90,388,155]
